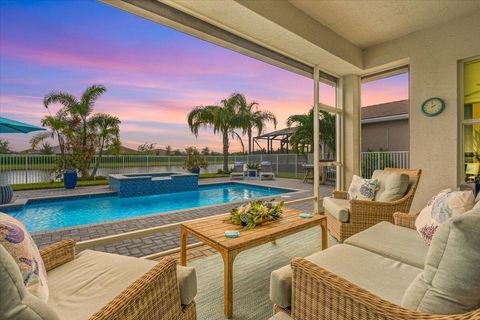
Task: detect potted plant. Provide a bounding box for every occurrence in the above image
[246,163,259,177]
[227,200,284,229]
[0,174,13,204]
[183,147,208,174]
[60,156,78,189]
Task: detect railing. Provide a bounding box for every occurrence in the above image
[0,153,328,184]
[361,151,409,178]
[0,151,409,184]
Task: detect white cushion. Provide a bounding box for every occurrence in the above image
[176,265,197,306]
[347,175,377,200]
[345,221,428,268]
[474,193,480,208]
[47,250,196,320]
[371,170,409,202]
[270,244,422,308]
[323,197,350,222]
[415,189,475,245]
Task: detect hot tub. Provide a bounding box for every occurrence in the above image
[109,172,198,198]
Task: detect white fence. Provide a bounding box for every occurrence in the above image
[361,151,409,178]
[0,151,408,185]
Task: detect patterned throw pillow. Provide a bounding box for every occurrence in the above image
[0,212,49,301]
[347,175,378,201]
[415,189,475,245]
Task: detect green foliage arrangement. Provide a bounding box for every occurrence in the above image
[227,199,284,229]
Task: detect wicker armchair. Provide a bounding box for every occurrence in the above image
[289,257,479,320]
[325,168,422,241]
[39,239,196,320]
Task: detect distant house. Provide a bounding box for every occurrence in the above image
[152,148,167,156]
[361,100,409,152]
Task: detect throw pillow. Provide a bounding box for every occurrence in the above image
[371,170,409,202]
[0,213,49,301]
[415,189,475,245]
[402,208,480,314]
[347,175,378,201]
[0,245,59,320]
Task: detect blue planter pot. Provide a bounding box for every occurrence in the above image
[0,185,13,204]
[248,170,257,177]
[189,168,200,174]
[63,171,78,189]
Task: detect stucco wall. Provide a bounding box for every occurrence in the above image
[364,11,480,211]
[361,119,409,151]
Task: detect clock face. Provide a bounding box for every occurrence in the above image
[421,97,445,116]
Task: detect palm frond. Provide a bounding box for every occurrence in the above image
[81,84,107,108]
[44,91,78,109]
[30,131,54,149]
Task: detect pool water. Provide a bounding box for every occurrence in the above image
[6,183,291,233]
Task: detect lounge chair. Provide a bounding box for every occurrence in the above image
[270,203,480,320]
[230,162,246,180]
[259,161,275,180]
[324,168,421,241]
[1,239,197,320]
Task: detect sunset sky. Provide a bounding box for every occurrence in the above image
[0,0,408,152]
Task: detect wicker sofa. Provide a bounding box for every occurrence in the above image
[270,210,480,320]
[1,239,197,320]
[324,168,421,241]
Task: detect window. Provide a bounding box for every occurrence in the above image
[462,59,480,182]
[360,68,409,177]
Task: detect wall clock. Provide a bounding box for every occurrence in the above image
[421,97,445,117]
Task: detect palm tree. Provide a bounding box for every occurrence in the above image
[90,113,121,177]
[43,84,107,176]
[40,142,54,155]
[188,93,245,172]
[287,107,336,155]
[287,108,314,154]
[318,110,336,158]
[31,109,69,160]
[0,139,11,154]
[237,94,277,154]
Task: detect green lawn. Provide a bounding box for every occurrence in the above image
[11,179,109,191]
[11,173,230,191]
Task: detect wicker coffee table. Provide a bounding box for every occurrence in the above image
[179,208,327,318]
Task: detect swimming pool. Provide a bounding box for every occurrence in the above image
[5,183,293,233]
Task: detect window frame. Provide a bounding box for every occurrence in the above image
[459,57,480,183]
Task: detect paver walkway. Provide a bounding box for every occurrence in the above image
[12,178,333,257]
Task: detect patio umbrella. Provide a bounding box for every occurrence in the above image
[0,116,45,134]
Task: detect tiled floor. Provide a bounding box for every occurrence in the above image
[13,178,333,257]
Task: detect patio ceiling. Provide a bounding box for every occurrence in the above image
[287,0,480,49]
[102,0,480,77]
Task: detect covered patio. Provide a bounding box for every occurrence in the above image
[1,1,479,320]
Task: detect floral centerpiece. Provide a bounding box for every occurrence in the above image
[227,200,284,229]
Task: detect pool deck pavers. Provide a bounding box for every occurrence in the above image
[12,178,333,257]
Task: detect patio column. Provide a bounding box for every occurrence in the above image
[313,65,321,213]
[341,74,361,186]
